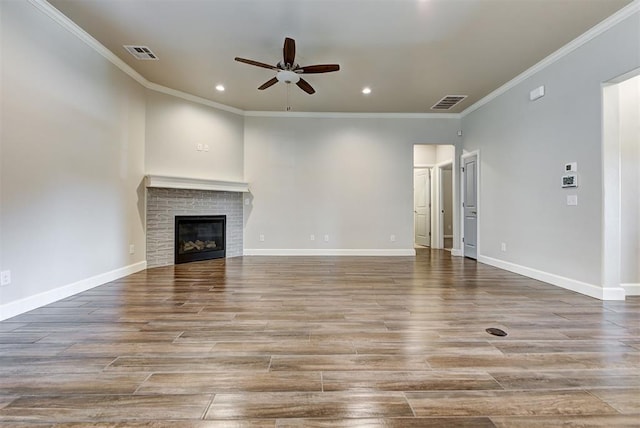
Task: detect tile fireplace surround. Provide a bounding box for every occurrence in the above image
[145,176,248,267]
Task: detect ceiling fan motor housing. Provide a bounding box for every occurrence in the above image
[276,70,300,84]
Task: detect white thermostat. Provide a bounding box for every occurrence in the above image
[562,173,578,188]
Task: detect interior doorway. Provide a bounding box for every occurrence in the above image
[440,164,453,250]
[602,70,640,296]
[413,144,456,249]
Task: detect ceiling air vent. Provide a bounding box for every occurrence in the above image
[124,45,158,60]
[431,95,467,110]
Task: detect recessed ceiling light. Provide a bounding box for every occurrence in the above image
[362,87,372,95]
[215,84,225,92]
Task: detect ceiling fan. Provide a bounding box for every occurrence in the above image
[234,37,340,95]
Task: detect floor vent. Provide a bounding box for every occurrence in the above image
[431,95,467,110]
[124,45,158,60]
[486,327,508,337]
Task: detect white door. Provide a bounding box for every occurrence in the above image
[463,155,478,259]
[414,168,431,247]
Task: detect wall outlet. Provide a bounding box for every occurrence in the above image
[310,234,315,241]
[129,244,135,255]
[390,234,396,242]
[324,234,329,242]
[501,242,507,252]
[0,270,11,286]
[567,195,578,206]
[259,234,265,242]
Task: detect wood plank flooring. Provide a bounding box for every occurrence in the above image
[0,248,638,426]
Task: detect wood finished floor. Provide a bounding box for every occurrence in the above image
[0,248,638,427]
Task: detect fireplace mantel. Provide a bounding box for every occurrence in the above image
[145,175,249,193]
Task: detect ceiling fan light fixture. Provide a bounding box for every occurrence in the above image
[276,70,300,84]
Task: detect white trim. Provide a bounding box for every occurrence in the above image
[0,261,147,321]
[461,0,640,118]
[145,175,249,192]
[30,0,640,120]
[244,111,460,119]
[621,283,640,296]
[444,234,453,238]
[146,82,244,115]
[28,0,147,87]
[451,249,463,257]
[243,249,416,256]
[479,255,625,300]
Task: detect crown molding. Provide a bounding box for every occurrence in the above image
[28,0,148,87]
[27,0,462,119]
[146,82,245,115]
[244,111,460,119]
[31,0,639,120]
[461,0,640,118]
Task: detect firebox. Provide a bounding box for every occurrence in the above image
[174,215,226,264]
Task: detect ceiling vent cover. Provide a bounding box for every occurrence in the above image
[124,45,158,60]
[431,95,467,110]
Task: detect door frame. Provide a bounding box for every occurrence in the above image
[460,150,480,258]
[437,161,453,249]
[413,167,431,247]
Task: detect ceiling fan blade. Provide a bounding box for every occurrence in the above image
[235,57,277,70]
[297,64,340,74]
[296,78,315,94]
[283,37,296,66]
[258,77,278,90]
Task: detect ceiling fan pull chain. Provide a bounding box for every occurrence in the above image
[286,84,292,111]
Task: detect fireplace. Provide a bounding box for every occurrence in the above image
[174,215,226,264]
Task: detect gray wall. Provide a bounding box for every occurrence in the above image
[462,11,640,288]
[1,1,146,310]
[145,90,244,181]
[244,116,460,251]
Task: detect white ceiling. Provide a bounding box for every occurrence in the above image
[48,0,632,114]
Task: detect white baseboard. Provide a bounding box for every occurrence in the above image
[0,261,147,321]
[621,283,640,296]
[444,235,453,238]
[478,255,625,301]
[243,249,416,256]
[451,249,463,257]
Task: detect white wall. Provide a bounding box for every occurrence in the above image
[244,116,460,253]
[414,145,437,166]
[0,1,147,318]
[462,11,640,296]
[619,75,640,286]
[436,145,455,164]
[145,90,244,181]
